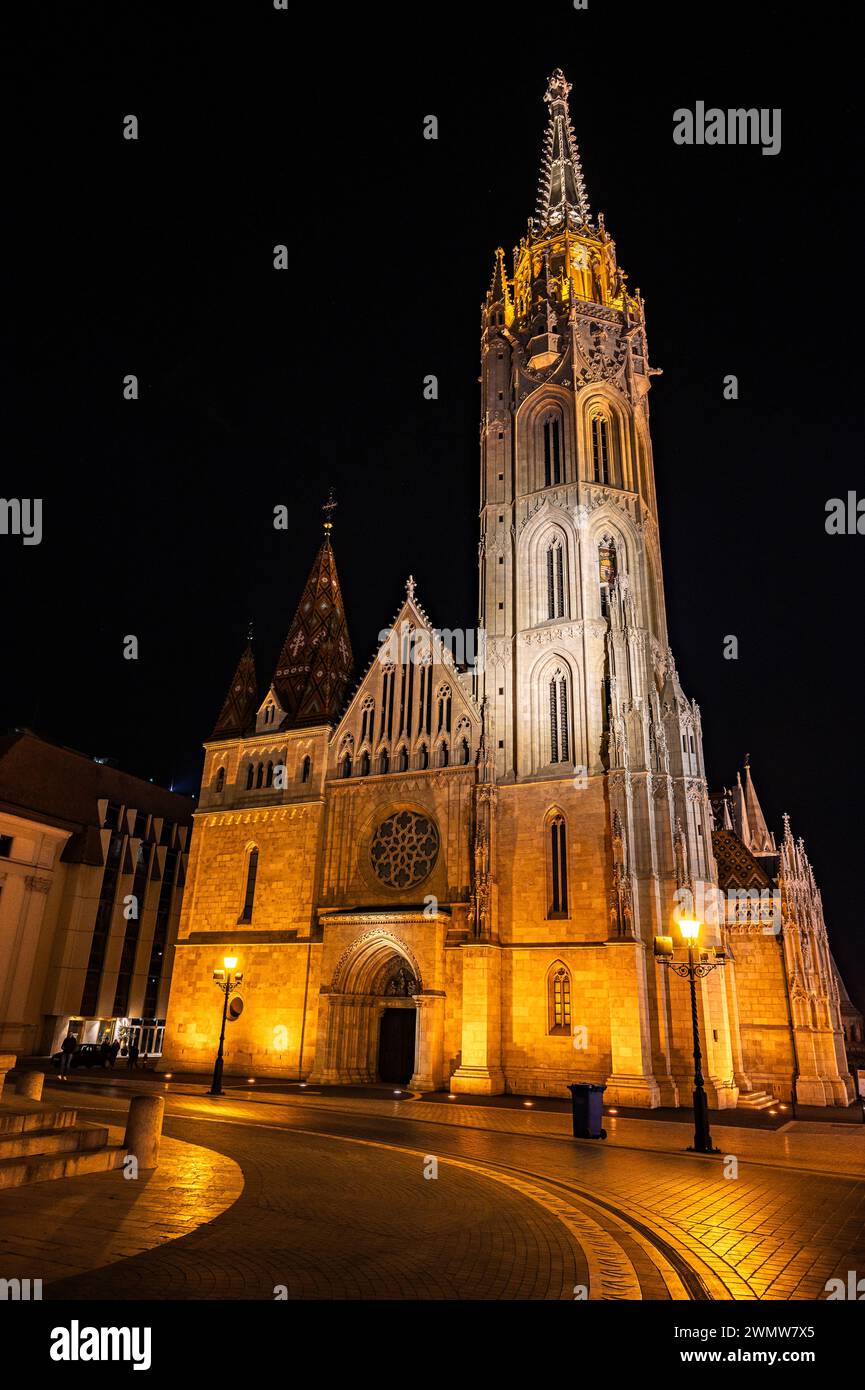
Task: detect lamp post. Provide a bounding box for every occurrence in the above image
[654,920,726,1154]
[208,956,243,1097]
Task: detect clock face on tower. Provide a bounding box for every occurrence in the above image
[369,810,440,890]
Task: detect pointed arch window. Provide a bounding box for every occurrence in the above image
[378,748,390,775]
[418,743,429,770]
[548,815,569,917]
[239,847,259,924]
[546,537,566,619]
[458,738,470,765]
[246,763,255,790]
[265,761,274,788]
[215,766,225,793]
[591,415,610,484]
[359,750,370,776]
[437,685,452,735]
[543,412,562,488]
[360,698,375,746]
[339,752,352,779]
[548,962,572,1034]
[256,762,264,788]
[549,669,570,764]
[437,741,449,768]
[396,745,409,773]
[300,755,311,783]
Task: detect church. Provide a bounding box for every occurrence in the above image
[160,70,858,1108]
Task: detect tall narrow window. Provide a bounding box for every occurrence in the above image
[300,755,311,783]
[546,538,565,619]
[378,748,389,775]
[397,745,408,772]
[215,766,225,793]
[437,685,452,735]
[360,699,375,745]
[360,750,370,776]
[549,816,569,916]
[418,743,429,769]
[256,762,264,788]
[591,416,610,484]
[549,669,570,764]
[459,738,470,765]
[548,962,572,1033]
[239,848,259,923]
[340,752,352,779]
[246,763,254,790]
[265,761,274,787]
[543,414,562,487]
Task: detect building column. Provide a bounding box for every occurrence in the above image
[409,991,445,1092]
[450,945,505,1095]
[723,952,753,1094]
[604,940,661,1108]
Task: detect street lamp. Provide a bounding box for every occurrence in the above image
[208,956,243,1097]
[654,919,726,1154]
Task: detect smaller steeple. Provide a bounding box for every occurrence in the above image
[534,68,592,231]
[270,493,353,728]
[741,755,776,854]
[212,633,258,739]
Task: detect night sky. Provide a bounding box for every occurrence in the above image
[6,3,863,1005]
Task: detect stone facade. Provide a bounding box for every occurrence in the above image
[161,70,858,1108]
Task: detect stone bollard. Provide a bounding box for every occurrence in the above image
[123,1094,165,1170]
[15,1071,44,1101]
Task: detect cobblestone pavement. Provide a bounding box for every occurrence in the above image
[5,1083,864,1301]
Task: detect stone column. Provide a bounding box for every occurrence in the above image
[723,951,752,1094]
[450,946,505,1095]
[604,940,661,1108]
[409,992,445,1092]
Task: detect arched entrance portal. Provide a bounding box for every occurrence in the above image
[377,958,418,1085]
[309,927,443,1091]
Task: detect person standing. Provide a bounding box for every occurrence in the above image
[100,1040,111,1068]
[127,1039,139,1071]
[109,1038,121,1068]
[60,1032,78,1075]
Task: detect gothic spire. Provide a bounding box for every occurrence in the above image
[534,68,592,231]
[270,498,353,728]
[741,755,776,854]
[212,636,258,739]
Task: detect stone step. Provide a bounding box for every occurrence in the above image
[0,1104,79,1135]
[0,1144,126,1190]
[0,1122,110,1161]
[737,1091,776,1110]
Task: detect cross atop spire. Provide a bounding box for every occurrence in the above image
[534,68,592,231]
[322,487,337,534]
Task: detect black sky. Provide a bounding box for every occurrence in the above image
[5,2,863,1005]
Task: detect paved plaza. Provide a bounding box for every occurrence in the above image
[0,1075,863,1301]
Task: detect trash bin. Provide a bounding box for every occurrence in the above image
[568,1083,607,1139]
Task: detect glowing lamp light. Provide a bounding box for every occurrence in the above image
[247,1078,256,1084]
[679,919,701,940]
[224,956,239,970]
[164,1073,173,1080]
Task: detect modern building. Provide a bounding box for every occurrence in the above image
[0,729,192,1059]
[160,70,858,1106]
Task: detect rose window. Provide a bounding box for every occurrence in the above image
[370,810,439,889]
